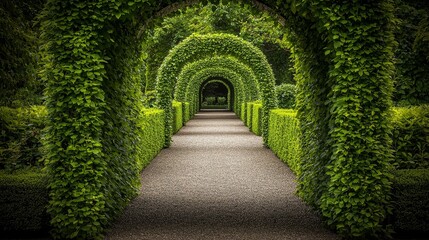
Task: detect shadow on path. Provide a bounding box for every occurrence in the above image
[105,111,339,240]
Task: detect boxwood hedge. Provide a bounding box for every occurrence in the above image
[251,103,262,136]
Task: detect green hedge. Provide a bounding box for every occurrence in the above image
[251,103,262,136]
[391,169,429,233]
[275,83,296,109]
[391,105,429,169]
[0,170,49,232]
[183,102,191,124]
[240,103,246,122]
[172,101,183,134]
[246,102,253,129]
[137,109,165,170]
[0,106,47,171]
[268,109,301,175]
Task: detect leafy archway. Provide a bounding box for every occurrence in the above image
[185,67,245,115]
[156,33,276,146]
[200,79,233,110]
[40,1,395,238]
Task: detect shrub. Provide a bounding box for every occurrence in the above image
[183,102,191,124]
[0,106,47,171]
[240,103,246,122]
[0,169,49,232]
[268,109,301,175]
[137,108,165,170]
[172,101,183,134]
[391,105,429,169]
[391,169,429,233]
[275,83,296,109]
[251,103,262,136]
[246,102,253,128]
[142,90,157,108]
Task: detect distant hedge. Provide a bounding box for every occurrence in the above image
[251,103,262,136]
[246,102,253,129]
[240,103,246,122]
[391,105,429,169]
[268,109,301,175]
[391,169,429,234]
[0,170,49,232]
[183,102,191,124]
[172,101,183,134]
[0,106,47,171]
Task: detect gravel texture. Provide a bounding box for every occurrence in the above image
[105,111,339,240]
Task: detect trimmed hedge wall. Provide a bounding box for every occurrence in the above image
[240,103,246,122]
[0,106,47,171]
[0,170,49,232]
[391,105,429,169]
[137,109,165,170]
[391,169,429,234]
[183,102,191,124]
[251,103,262,136]
[246,102,253,128]
[268,109,301,175]
[172,101,183,134]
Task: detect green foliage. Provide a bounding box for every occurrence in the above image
[251,103,262,136]
[392,0,429,106]
[172,101,183,134]
[137,108,165,170]
[0,106,47,171]
[391,105,429,169]
[0,169,49,232]
[268,109,301,175]
[240,103,246,122]
[0,0,45,107]
[246,102,253,129]
[275,83,296,109]
[142,90,157,108]
[142,1,290,90]
[391,169,429,233]
[176,56,255,116]
[156,33,276,146]
[183,102,191,124]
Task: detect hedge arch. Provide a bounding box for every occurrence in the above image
[40,1,395,238]
[184,67,245,115]
[156,33,276,146]
[175,56,258,103]
[200,79,233,110]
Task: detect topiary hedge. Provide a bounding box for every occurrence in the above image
[0,169,49,232]
[137,108,165,170]
[183,102,191,124]
[251,103,262,136]
[246,102,254,129]
[391,105,429,169]
[391,169,429,234]
[156,33,276,146]
[172,101,183,134]
[275,83,296,109]
[268,109,301,175]
[240,102,246,122]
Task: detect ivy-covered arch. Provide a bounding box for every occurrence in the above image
[175,55,259,103]
[184,67,246,115]
[156,33,276,146]
[40,0,396,238]
[200,79,233,110]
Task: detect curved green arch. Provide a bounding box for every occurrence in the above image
[175,56,259,103]
[185,67,246,115]
[200,79,232,110]
[156,33,276,146]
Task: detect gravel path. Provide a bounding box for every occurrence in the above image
[105,111,339,240]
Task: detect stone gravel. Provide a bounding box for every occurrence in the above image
[105,111,339,240]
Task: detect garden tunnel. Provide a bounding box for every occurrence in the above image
[183,68,244,115]
[200,79,233,111]
[40,0,396,238]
